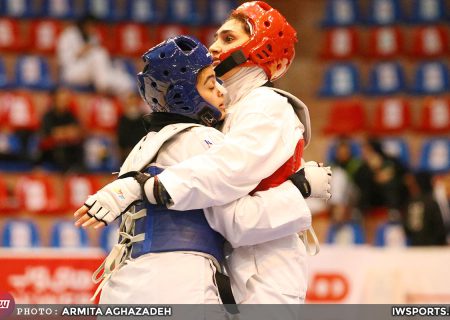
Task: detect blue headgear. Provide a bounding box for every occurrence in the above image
[137,36,222,126]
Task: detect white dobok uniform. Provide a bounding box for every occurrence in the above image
[57,26,134,95]
[99,123,311,306]
[156,67,313,304]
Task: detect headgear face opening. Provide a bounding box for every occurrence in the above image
[216,1,298,81]
[137,36,222,126]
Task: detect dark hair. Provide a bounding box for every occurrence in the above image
[226,12,251,35]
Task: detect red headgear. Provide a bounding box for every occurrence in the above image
[215,1,298,81]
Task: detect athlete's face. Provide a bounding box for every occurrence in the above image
[196,65,226,120]
[209,18,250,80]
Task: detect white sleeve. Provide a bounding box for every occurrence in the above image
[204,181,311,248]
[57,27,82,66]
[158,92,303,210]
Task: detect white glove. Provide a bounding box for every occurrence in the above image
[84,177,142,225]
[303,161,332,200]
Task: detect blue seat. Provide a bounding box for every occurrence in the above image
[50,220,89,248]
[326,222,366,245]
[124,0,158,23]
[204,0,237,25]
[366,0,403,25]
[1,0,36,18]
[164,0,200,25]
[99,222,120,252]
[374,222,407,247]
[409,0,446,24]
[84,0,118,21]
[419,138,450,173]
[380,138,410,167]
[40,0,79,19]
[321,0,360,27]
[319,63,360,97]
[326,139,361,164]
[83,135,119,172]
[367,62,406,95]
[0,57,11,89]
[2,219,40,247]
[14,56,55,90]
[0,132,33,171]
[412,62,449,95]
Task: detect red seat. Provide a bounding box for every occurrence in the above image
[64,175,101,211]
[28,19,63,54]
[114,23,154,57]
[15,174,61,214]
[320,27,359,60]
[323,100,366,135]
[92,23,115,53]
[156,25,189,43]
[416,97,450,134]
[367,27,403,59]
[410,26,448,58]
[371,98,411,134]
[1,92,39,131]
[0,176,17,214]
[86,95,122,132]
[199,27,218,48]
[0,18,22,52]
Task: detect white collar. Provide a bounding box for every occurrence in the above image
[222,67,268,107]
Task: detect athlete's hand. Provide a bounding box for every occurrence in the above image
[303,161,332,200]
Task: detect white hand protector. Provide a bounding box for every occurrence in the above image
[303,161,332,200]
[84,177,142,225]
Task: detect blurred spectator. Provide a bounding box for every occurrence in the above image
[361,138,410,211]
[403,172,447,246]
[433,173,450,243]
[57,15,134,95]
[117,93,147,163]
[38,87,84,172]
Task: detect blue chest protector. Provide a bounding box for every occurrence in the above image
[127,166,225,265]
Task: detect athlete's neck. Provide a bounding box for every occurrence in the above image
[222,67,268,106]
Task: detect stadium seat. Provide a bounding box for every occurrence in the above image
[409,0,446,24]
[0,176,17,213]
[84,0,118,21]
[99,222,120,252]
[14,55,55,90]
[416,97,450,134]
[41,0,79,19]
[204,0,237,26]
[371,98,411,134]
[164,0,200,25]
[325,138,361,164]
[28,20,63,54]
[326,222,366,245]
[366,62,406,95]
[366,0,403,25]
[85,95,121,132]
[2,219,40,247]
[83,135,119,172]
[380,138,411,167]
[319,63,360,97]
[321,0,360,27]
[410,26,448,58]
[0,18,22,52]
[112,58,138,87]
[323,100,366,134]
[0,57,11,89]
[374,222,407,247]
[50,220,89,248]
[1,0,36,18]
[156,25,189,43]
[114,23,153,57]
[64,175,101,211]
[1,92,39,131]
[91,23,115,53]
[367,27,403,59]
[199,27,218,47]
[418,138,450,173]
[320,28,359,60]
[124,0,158,23]
[412,62,449,95]
[15,174,61,213]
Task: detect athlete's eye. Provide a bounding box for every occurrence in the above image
[225,36,234,43]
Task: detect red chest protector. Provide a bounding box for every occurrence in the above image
[251,139,304,194]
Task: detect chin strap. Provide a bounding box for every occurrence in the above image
[214,50,248,77]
